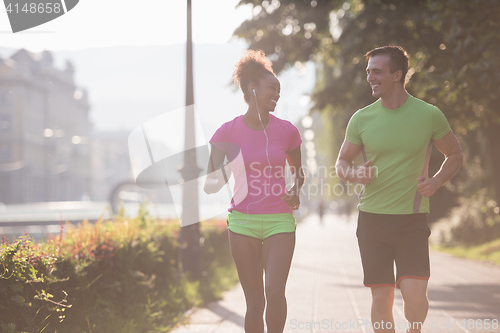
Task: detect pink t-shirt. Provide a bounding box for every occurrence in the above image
[209,114,302,214]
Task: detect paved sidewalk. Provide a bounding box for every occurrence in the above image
[172,214,500,333]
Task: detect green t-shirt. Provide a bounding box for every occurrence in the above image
[345,95,451,214]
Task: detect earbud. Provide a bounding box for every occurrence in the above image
[252,89,262,120]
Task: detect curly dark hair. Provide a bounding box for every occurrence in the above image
[365,45,410,84]
[233,50,275,103]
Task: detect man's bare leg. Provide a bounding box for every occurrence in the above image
[370,286,395,332]
[399,279,429,333]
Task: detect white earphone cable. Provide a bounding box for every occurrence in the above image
[238,89,272,225]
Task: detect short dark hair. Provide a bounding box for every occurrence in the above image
[233,50,275,103]
[365,46,409,84]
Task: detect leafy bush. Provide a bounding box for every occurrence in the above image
[0,206,237,333]
[0,233,70,332]
[431,188,500,246]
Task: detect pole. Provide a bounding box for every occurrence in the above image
[179,0,202,280]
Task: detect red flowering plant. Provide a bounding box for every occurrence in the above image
[0,203,237,332]
[61,220,119,267]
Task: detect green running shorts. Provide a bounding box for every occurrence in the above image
[227,210,296,241]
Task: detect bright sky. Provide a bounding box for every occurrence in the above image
[0,0,316,133]
[0,0,253,51]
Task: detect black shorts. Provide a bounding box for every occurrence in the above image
[356,211,431,289]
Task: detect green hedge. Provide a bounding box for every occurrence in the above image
[0,206,238,333]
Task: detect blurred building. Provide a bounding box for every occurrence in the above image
[89,130,134,201]
[0,49,90,204]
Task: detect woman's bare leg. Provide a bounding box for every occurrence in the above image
[262,232,296,333]
[229,231,266,333]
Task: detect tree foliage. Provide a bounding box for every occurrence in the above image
[234,0,500,235]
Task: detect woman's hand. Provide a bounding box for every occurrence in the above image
[219,163,232,183]
[284,146,304,210]
[281,186,300,210]
[203,163,231,194]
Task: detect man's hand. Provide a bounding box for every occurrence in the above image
[281,187,300,210]
[417,176,440,197]
[355,160,375,184]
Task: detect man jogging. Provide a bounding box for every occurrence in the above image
[335,46,463,332]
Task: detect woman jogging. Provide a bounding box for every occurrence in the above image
[203,50,305,333]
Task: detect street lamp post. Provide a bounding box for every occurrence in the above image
[178,0,202,280]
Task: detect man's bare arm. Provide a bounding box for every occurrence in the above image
[417,130,463,197]
[335,140,374,184]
